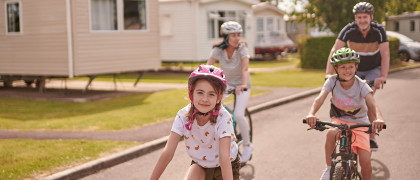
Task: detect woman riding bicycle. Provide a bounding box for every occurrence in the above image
[305,47,385,180]
[207,21,253,163]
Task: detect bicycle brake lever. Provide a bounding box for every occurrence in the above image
[315,126,328,132]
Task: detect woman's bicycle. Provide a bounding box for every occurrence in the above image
[223,89,253,166]
[303,119,386,180]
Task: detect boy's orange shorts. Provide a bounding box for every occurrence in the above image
[332,118,371,154]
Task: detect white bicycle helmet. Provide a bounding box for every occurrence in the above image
[353,2,374,15]
[220,21,243,35]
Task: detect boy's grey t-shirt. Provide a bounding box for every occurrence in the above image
[210,43,251,88]
[323,75,373,124]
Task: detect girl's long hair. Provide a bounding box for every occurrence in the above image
[186,77,225,124]
[213,34,246,49]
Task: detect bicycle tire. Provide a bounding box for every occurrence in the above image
[332,163,345,180]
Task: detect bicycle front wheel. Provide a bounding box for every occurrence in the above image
[332,163,345,180]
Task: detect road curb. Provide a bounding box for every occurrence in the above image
[248,88,322,114]
[41,136,169,180]
[42,64,420,179]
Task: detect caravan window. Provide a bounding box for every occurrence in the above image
[6,1,21,34]
[267,18,274,32]
[207,10,246,38]
[123,0,147,30]
[91,0,118,31]
[90,0,148,31]
[257,18,264,32]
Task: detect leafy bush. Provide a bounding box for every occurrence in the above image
[299,36,400,69]
[299,36,337,69]
[388,37,400,64]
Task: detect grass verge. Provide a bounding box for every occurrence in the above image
[0,139,138,180]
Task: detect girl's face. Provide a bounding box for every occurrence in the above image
[228,33,241,48]
[355,13,372,31]
[192,79,221,113]
[335,63,358,81]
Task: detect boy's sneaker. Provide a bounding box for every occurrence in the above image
[319,168,330,180]
[370,139,378,151]
[240,144,253,162]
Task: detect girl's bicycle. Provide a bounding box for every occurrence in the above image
[303,119,386,180]
[223,89,253,166]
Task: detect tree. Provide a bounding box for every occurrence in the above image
[295,0,419,34]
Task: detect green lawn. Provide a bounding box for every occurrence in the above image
[0,139,138,180]
[252,69,325,88]
[0,89,190,131]
[72,57,300,84]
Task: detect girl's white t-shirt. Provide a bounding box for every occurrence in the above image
[171,104,238,168]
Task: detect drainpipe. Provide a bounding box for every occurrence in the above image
[66,0,74,78]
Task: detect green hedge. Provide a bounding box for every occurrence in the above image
[299,36,401,69]
[299,36,337,69]
[388,37,400,64]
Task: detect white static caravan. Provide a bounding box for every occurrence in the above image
[159,0,257,62]
[0,0,160,87]
[252,2,295,59]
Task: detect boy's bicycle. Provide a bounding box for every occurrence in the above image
[303,119,386,180]
[223,89,253,166]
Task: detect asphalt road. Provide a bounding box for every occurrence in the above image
[82,68,420,180]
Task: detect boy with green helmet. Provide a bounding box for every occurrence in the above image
[326,1,388,152]
[306,47,385,180]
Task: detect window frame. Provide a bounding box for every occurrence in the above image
[4,0,23,35]
[89,0,149,33]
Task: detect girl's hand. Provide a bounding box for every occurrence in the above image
[305,115,318,129]
[235,85,247,95]
[372,119,385,133]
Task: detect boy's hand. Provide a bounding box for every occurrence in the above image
[372,119,385,133]
[305,115,318,129]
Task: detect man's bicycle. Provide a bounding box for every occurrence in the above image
[303,119,386,180]
[223,89,253,166]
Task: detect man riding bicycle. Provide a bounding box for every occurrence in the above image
[325,2,390,151]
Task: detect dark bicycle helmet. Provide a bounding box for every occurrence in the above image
[330,47,360,67]
[353,2,374,15]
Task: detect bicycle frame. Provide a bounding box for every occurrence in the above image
[303,119,386,180]
[331,129,361,180]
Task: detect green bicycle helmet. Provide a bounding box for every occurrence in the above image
[330,47,360,67]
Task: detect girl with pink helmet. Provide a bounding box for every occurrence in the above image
[150,65,240,180]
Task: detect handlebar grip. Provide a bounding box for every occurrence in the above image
[383,124,387,129]
[303,119,307,124]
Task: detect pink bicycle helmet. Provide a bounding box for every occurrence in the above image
[185,65,227,130]
[188,64,227,101]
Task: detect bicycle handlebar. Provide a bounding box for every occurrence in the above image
[302,119,386,132]
[366,80,386,87]
[225,88,248,95]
